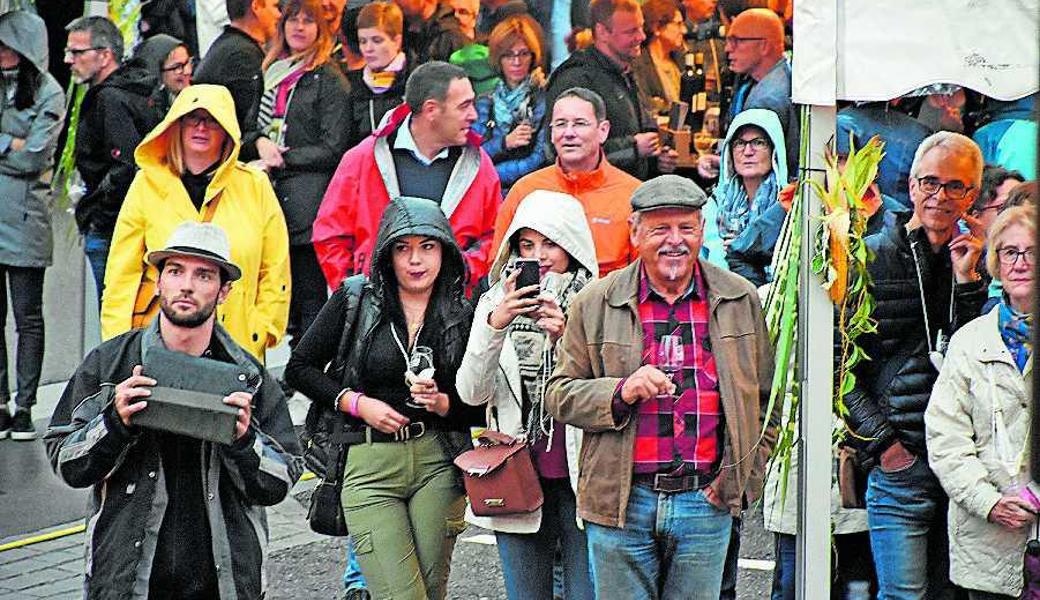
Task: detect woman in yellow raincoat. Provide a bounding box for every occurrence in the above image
[101,84,290,360]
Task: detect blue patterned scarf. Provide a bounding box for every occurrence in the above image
[998,299,1033,372]
[491,77,533,131]
[715,171,779,244]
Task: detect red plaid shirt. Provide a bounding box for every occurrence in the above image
[628,265,723,476]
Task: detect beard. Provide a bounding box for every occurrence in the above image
[159,293,218,328]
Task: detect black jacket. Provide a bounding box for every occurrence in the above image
[285,196,483,433]
[343,62,410,149]
[403,3,468,64]
[842,211,986,463]
[132,33,184,121]
[73,61,160,235]
[544,47,658,180]
[269,63,351,245]
[45,321,303,600]
[193,26,264,162]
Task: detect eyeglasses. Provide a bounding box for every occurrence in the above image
[64,46,105,59]
[997,246,1035,267]
[161,59,194,74]
[916,176,974,200]
[182,112,221,130]
[725,36,765,46]
[732,137,770,152]
[550,118,595,132]
[975,202,1003,214]
[501,49,534,63]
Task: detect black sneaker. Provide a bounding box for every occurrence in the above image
[343,589,371,600]
[11,409,35,441]
[0,406,11,439]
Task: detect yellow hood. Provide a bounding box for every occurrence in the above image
[134,84,242,190]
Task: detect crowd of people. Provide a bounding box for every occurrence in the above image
[0,0,1035,599]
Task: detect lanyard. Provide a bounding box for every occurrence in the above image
[389,321,423,368]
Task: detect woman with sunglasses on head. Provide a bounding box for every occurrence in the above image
[286,196,483,600]
[456,190,597,600]
[258,0,351,353]
[100,84,290,361]
[925,204,1038,600]
[0,11,65,440]
[700,108,788,287]
[471,15,550,195]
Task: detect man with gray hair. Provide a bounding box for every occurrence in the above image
[313,61,501,294]
[65,15,160,298]
[842,131,987,599]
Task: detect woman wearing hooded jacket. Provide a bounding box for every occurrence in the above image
[285,196,483,600]
[700,108,788,287]
[456,190,597,600]
[0,10,65,440]
[101,84,291,360]
[258,0,351,348]
[132,33,192,121]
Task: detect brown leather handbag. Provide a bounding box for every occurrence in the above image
[453,430,544,517]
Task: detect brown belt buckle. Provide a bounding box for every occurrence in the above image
[653,473,691,494]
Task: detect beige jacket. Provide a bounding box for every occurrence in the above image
[545,259,778,526]
[926,308,1033,597]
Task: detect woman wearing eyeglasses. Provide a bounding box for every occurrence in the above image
[925,204,1037,600]
[132,33,192,120]
[471,15,549,195]
[100,84,290,360]
[700,108,788,287]
[0,11,65,440]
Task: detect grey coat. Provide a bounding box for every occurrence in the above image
[0,10,65,268]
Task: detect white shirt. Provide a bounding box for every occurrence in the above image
[394,115,450,166]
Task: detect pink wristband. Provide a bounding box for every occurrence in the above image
[348,392,363,418]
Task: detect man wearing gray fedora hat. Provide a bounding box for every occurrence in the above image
[45,221,303,599]
[546,175,778,599]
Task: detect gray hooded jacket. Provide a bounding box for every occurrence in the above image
[0,10,65,267]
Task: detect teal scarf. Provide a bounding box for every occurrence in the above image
[491,77,533,131]
[998,299,1033,372]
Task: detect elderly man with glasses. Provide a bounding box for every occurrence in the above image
[65,16,162,300]
[841,131,988,600]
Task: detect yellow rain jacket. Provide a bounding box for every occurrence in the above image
[101,84,290,359]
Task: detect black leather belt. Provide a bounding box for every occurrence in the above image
[633,471,716,494]
[334,422,428,445]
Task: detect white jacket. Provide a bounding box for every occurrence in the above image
[456,190,598,533]
[925,307,1033,597]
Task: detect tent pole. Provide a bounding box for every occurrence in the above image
[796,104,835,600]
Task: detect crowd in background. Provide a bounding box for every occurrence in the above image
[0,0,1037,599]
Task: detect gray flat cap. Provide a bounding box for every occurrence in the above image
[630,175,708,213]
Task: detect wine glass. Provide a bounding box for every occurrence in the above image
[656,334,684,400]
[405,346,435,409]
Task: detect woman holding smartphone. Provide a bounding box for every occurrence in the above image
[286,196,482,600]
[456,190,598,600]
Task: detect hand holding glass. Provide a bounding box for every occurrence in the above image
[656,335,684,401]
[405,346,436,409]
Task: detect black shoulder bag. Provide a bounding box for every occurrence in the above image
[306,275,366,536]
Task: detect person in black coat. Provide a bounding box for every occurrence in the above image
[259,0,352,346]
[344,1,411,148]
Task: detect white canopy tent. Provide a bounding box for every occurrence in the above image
[789,2,1038,598]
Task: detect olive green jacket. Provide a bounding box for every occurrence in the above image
[546,259,778,527]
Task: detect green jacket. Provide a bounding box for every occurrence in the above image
[546,258,778,526]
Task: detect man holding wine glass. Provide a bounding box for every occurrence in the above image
[546,174,778,600]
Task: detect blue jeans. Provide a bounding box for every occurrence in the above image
[342,538,366,591]
[866,457,957,600]
[83,231,111,303]
[586,483,732,600]
[770,533,796,600]
[496,478,594,600]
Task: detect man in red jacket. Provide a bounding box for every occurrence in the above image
[313,61,501,294]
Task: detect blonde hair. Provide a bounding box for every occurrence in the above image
[263,0,334,70]
[356,1,404,39]
[986,204,1037,280]
[488,15,545,78]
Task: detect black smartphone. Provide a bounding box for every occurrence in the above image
[514,258,540,298]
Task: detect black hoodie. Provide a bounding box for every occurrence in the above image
[73,59,161,235]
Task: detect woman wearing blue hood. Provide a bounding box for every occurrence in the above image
[286,196,483,600]
[701,108,788,287]
[0,10,65,440]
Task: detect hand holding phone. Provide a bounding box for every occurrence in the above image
[514,258,540,298]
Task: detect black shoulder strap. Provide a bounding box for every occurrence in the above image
[328,275,368,384]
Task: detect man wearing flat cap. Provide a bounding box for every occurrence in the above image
[46,222,303,600]
[546,175,778,599]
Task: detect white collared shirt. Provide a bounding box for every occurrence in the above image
[394,115,450,166]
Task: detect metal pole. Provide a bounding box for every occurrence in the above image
[795,104,835,600]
